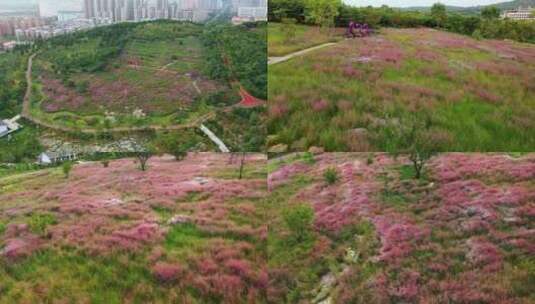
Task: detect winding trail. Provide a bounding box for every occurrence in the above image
[268,42,338,65]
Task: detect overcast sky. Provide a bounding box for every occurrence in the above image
[344,0,506,7]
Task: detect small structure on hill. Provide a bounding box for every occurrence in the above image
[37,150,78,165]
[501,7,535,20]
[0,115,22,138]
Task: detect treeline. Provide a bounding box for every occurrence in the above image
[0,49,31,118]
[201,22,267,100]
[36,22,140,76]
[132,21,203,40]
[268,0,535,43]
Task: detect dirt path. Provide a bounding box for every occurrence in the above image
[268,42,338,65]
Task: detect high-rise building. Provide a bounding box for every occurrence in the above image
[83,0,226,23]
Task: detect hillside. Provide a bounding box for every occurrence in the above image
[268,26,535,152]
[267,152,535,303]
[0,153,267,303]
[402,0,535,13]
[31,21,235,130]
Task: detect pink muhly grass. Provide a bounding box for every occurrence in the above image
[151,262,184,283]
[269,103,289,119]
[466,238,503,272]
[342,65,363,79]
[337,100,353,111]
[196,257,219,275]
[224,258,252,278]
[390,271,420,301]
[312,99,330,112]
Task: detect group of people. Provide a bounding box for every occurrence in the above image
[347,21,372,38]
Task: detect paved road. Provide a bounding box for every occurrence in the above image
[268,42,338,65]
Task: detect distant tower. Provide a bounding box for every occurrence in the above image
[84,0,96,19]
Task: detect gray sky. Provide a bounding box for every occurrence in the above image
[39,0,82,16]
[344,0,506,7]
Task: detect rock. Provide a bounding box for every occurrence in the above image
[168,214,192,225]
[313,273,336,304]
[193,177,210,185]
[266,135,279,146]
[350,128,368,138]
[308,146,325,155]
[268,144,288,154]
[291,138,307,151]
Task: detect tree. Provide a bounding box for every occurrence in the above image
[323,167,339,185]
[238,151,246,180]
[281,18,298,42]
[481,6,500,19]
[135,151,152,171]
[382,113,442,179]
[283,204,315,242]
[62,161,73,178]
[304,0,342,29]
[431,3,447,27]
[153,132,192,161]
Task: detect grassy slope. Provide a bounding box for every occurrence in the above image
[267,152,535,303]
[30,22,231,130]
[268,27,535,152]
[268,23,344,57]
[0,154,267,303]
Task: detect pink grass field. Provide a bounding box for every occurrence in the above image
[268,152,535,303]
[0,153,267,302]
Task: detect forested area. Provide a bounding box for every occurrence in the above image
[268,0,535,43]
[202,22,267,100]
[35,22,139,76]
[0,49,30,118]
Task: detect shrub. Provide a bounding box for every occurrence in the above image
[283,204,315,242]
[28,213,57,235]
[62,161,73,178]
[0,222,5,235]
[302,152,315,164]
[323,167,339,185]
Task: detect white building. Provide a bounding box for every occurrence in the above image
[501,7,535,20]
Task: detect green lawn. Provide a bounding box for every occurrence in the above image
[268,22,345,57]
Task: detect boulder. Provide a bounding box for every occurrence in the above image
[308,146,325,155]
[268,144,288,154]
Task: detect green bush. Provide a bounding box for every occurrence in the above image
[0,222,6,235]
[62,161,73,178]
[283,204,315,242]
[323,167,339,185]
[28,213,57,235]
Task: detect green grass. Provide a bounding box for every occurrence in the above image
[0,248,162,304]
[30,22,233,130]
[27,213,57,235]
[268,27,535,152]
[268,23,344,57]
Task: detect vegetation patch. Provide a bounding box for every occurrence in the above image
[267,152,535,303]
